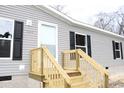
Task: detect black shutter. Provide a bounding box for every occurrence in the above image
[70,31,75,50]
[13,21,23,60]
[120,42,123,59]
[87,35,92,57]
[112,41,116,59]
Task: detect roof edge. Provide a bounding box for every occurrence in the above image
[35,5,124,39]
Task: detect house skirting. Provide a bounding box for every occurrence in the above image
[0,75,42,88]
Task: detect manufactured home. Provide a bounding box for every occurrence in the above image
[0,5,124,88]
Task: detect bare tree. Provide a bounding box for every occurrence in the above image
[115,6,124,35]
[50,5,68,15]
[94,12,115,32]
[94,6,124,36]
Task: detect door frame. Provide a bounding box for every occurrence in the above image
[38,20,58,61]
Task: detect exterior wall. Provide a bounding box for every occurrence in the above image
[0,5,124,78]
[68,26,124,75]
[69,26,124,67]
[0,5,70,76]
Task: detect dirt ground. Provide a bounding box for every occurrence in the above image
[109,74,124,88]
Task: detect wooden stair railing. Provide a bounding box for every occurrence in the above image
[62,49,109,88]
[30,47,71,88]
[30,47,109,88]
[62,50,77,70]
[42,47,71,87]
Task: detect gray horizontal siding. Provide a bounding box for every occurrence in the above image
[0,5,70,76]
[0,5,123,76]
[69,26,124,67]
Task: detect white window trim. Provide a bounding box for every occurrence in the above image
[115,41,121,59]
[0,17,14,60]
[75,32,87,54]
[38,21,58,61]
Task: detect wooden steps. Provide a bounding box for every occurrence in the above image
[64,69,91,88]
[70,76,84,83]
[29,72,45,82]
[65,70,81,77]
[30,48,109,88]
[71,81,90,88]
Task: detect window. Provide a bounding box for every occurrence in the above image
[112,40,123,59]
[76,34,85,46]
[115,42,121,58]
[70,31,92,57]
[0,18,14,58]
[75,33,87,53]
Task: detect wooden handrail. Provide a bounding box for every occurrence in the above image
[63,49,109,88]
[31,47,42,51]
[42,47,71,85]
[63,49,109,75]
[62,50,77,70]
[77,49,109,75]
[63,50,76,54]
[77,49,109,88]
[31,47,109,87]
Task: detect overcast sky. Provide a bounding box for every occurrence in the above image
[49,0,124,25]
[1,0,124,25]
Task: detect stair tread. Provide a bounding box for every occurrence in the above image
[70,75,83,79]
[71,80,90,87]
[64,70,79,73]
[64,67,77,70]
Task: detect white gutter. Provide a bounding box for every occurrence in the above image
[35,5,124,39]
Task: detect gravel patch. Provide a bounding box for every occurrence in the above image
[109,74,124,88]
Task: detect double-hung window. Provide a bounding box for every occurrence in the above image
[115,42,121,58]
[75,33,87,53]
[70,31,92,57]
[0,18,14,59]
[112,40,123,59]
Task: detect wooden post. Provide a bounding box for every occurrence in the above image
[30,50,32,72]
[62,53,65,69]
[76,50,80,70]
[41,48,43,74]
[43,80,49,88]
[64,80,71,88]
[104,74,109,88]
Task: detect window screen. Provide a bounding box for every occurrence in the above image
[116,51,120,58]
[75,33,86,53]
[0,40,11,57]
[114,41,121,59]
[76,34,85,46]
[115,42,119,50]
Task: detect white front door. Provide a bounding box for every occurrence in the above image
[38,21,58,60]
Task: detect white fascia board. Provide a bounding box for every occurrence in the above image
[35,5,73,24]
[73,21,124,39]
[35,5,124,39]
